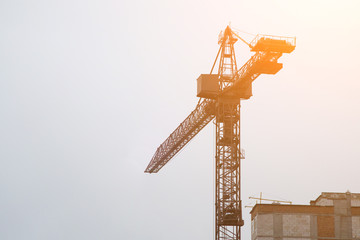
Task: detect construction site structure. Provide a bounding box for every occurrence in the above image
[145,26,296,240]
[250,192,292,205]
[251,191,360,240]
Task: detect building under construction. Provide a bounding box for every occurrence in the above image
[251,192,360,240]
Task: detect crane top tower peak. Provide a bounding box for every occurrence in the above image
[218,26,238,45]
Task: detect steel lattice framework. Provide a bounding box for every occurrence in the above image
[215,27,243,240]
[145,26,295,240]
[215,99,242,240]
[145,98,215,173]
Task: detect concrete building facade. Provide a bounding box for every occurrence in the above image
[250,192,360,240]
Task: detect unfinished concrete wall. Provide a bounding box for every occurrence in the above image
[315,192,360,207]
[317,215,335,239]
[252,213,312,240]
[353,216,360,239]
[283,214,310,237]
[251,215,256,240]
[258,214,274,236]
[316,198,333,206]
[251,213,276,240]
[334,198,352,239]
[352,199,360,207]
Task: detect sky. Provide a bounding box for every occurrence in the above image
[1,0,360,239]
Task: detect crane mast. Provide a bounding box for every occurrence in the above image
[215,27,243,239]
[145,26,296,240]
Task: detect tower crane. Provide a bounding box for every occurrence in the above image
[145,26,296,240]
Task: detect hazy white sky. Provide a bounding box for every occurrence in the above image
[1,0,359,239]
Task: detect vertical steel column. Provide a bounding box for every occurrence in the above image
[215,26,243,240]
[215,99,243,240]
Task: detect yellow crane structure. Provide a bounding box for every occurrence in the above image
[249,192,292,205]
[145,26,296,240]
